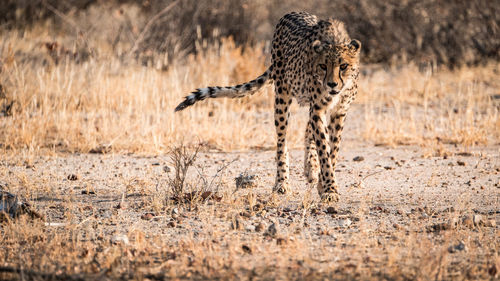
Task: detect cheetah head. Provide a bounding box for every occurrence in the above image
[312,39,361,96]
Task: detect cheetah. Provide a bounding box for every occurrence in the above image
[175,12,361,202]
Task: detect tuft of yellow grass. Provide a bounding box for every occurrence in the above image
[358,63,499,149]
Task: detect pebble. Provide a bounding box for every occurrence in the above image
[241,244,252,254]
[111,234,129,245]
[339,218,352,228]
[353,156,365,162]
[235,173,259,189]
[245,224,256,232]
[141,213,155,220]
[276,237,287,245]
[266,221,279,237]
[240,211,252,218]
[67,174,79,181]
[255,222,266,232]
[472,214,483,226]
[428,222,452,232]
[448,241,466,253]
[326,207,337,214]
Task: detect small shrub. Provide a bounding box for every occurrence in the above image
[167,143,200,195]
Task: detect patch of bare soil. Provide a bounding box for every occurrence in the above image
[0,142,498,280]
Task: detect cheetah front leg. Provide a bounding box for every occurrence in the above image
[310,109,339,202]
[273,92,292,194]
[327,112,347,187]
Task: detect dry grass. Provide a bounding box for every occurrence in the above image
[1,27,498,156]
[358,64,499,150]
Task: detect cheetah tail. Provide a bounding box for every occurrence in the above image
[174,67,272,112]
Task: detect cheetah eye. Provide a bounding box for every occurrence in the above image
[319,64,327,71]
[340,63,349,70]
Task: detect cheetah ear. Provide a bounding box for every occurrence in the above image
[312,40,324,54]
[349,39,361,53]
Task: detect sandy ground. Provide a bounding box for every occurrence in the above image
[1,139,498,279]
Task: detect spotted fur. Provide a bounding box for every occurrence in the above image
[175,12,361,202]
[175,69,271,111]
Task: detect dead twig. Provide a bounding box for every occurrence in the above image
[40,0,83,35]
[127,0,180,57]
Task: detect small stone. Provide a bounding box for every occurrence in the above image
[473,214,484,226]
[266,222,279,237]
[167,221,176,228]
[255,222,266,232]
[384,166,393,170]
[276,237,287,245]
[326,207,337,214]
[245,224,256,232]
[152,162,160,166]
[457,160,466,166]
[353,156,364,162]
[172,208,179,215]
[240,211,252,218]
[241,244,252,254]
[235,173,259,189]
[141,213,155,220]
[311,208,321,215]
[339,218,352,228]
[111,234,129,245]
[428,222,452,232]
[163,165,171,173]
[448,241,466,253]
[67,174,79,181]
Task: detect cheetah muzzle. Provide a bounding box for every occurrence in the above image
[175,12,361,202]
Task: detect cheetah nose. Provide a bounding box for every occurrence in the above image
[327,82,338,88]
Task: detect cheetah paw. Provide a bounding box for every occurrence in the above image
[273,182,290,195]
[320,191,340,203]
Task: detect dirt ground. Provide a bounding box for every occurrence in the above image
[0,138,498,280]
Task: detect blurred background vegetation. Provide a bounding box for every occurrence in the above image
[1,0,499,68]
